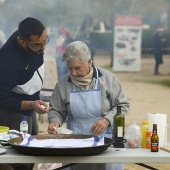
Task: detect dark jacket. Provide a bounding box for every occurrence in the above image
[0,31,44,114]
[153,32,163,64]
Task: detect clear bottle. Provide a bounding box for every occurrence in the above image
[141,121,149,148]
[146,130,151,149]
[113,106,125,148]
[151,124,159,152]
[20,116,28,135]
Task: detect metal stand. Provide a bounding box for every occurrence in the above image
[135,163,159,170]
[54,163,78,170]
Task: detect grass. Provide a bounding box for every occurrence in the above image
[102,65,170,88]
[154,79,170,87]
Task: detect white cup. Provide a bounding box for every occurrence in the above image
[57,127,73,134]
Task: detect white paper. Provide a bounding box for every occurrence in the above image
[0,132,10,141]
[147,113,167,147]
[20,134,104,148]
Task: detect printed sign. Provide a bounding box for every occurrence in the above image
[113,16,142,72]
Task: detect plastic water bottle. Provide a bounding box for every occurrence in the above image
[20,116,28,135]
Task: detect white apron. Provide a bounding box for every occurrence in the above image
[66,67,124,170]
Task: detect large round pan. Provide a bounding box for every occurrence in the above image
[8,134,113,156]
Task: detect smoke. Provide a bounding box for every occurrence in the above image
[0,0,169,43]
[0,0,113,39]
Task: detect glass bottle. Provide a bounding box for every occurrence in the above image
[113,106,125,148]
[146,130,151,149]
[151,124,159,152]
[141,121,149,148]
[20,116,28,135]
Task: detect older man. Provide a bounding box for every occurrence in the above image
[48,41,130,170]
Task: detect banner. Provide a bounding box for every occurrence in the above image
[113,16,142,72]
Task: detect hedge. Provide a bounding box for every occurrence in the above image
[77,29,170,54]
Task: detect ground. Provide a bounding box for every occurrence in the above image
[33,51,170,170]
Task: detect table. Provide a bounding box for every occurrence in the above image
[0,147,170,164]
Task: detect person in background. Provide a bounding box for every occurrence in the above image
[153,26,166,75]
[47,41,130,170]
[81,27,95,63]
[55,27,73,80]
[0,17,50,170]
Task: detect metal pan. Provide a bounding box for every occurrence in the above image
[8,134,113,156]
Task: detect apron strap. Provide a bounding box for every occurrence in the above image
[94,67,98,89]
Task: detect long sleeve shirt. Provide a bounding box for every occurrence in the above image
[48,66,130,126]
[0,31,44,114]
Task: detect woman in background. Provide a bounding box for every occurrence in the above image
[55,27,73,80]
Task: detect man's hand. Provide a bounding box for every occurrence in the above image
[91,118,110,136]
[47,122,60,134]
[21,100,51,114]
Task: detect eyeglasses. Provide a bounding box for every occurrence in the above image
[26,35,50,51]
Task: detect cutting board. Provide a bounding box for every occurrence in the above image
[160,146,170,153]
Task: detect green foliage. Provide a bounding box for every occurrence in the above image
[142,29,170,54]
[141,29,154,48]
[77,29,170,54]
[76,31,113,50]
[155,80,170,87]
[92,32,113,49]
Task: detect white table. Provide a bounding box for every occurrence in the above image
[1,147,170,164]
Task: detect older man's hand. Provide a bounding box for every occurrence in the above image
[91,118,110,136]
[47,122,60,134]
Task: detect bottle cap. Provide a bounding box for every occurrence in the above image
[22,116,27,121]
[146,130,151,135]
[142,121,148,125]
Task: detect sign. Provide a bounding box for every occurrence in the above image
[113,16,142,72]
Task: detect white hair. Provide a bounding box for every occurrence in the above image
[63,41,91,64]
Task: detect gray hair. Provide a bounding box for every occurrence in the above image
[63,41,91,64]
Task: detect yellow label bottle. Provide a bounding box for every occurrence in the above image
[141,121,149,148]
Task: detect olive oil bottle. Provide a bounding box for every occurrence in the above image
[113,106,125,148]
